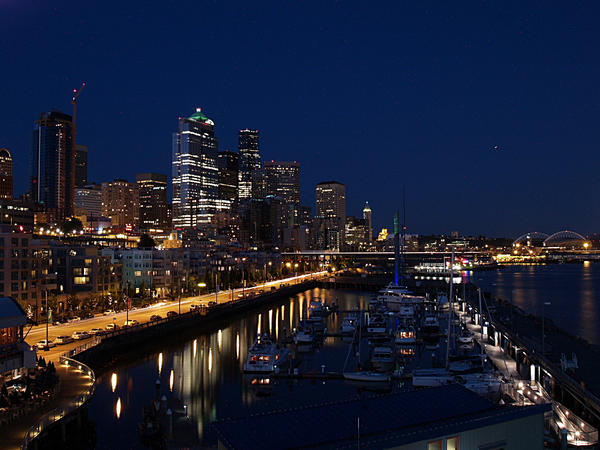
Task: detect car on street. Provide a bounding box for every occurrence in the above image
[166,311,177,318]
[54,335,74,345]
[150,314,162,321]
[89,328,104,335]
[123,320,138,327]
[105,323,119,331]
[68,316,81,323]
[208,301,217,306]
[190,304,200,311]
[72,331,91,340]
[36,340,55,349]
[103,310,115,315]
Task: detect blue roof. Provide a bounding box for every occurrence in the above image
[0,297,27,328]
[212,384,549,449]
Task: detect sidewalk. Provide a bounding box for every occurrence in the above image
[0,358,92,450]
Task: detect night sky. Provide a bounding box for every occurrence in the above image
[1,1,599,237]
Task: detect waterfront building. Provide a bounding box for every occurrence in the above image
[363,201,372,241]
[172,108,219,228]
[74,183,103,218]
[315,181,346,250]
[101,179,139,230]
[264,161,300,205]
[75,144,88,187]
[0,231,57,320]
[30,111,75,222]
[238,129,260,200]
[136,172,168,231]
[0,297,37,377]
[217,150,239,210]
[0,148,13,200]
[213,384,549,450]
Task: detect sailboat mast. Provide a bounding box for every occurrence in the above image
[394,211,400,285]
[445,246,455,368]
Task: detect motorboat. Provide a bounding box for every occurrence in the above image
[422,315,440,335]
[343,371,390,383]
[308,298,326,317]
[457,329,474,344]
[294,321,315,344]
[455,373,503,398]
[397,305,415,321]
[377,283,425,310]
[341,314,359,334]
[367,313,388,335]
[243,334,290,373]
[395,326,417,345]
[370,346,395,372]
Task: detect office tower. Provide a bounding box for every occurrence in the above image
[30,110,75,222]
[74,183,102,217]
[217,150,239,210]
[345,216,370,250]
[315,181,346,250]
[101,179,139,229]
[264,161,300,204]
[0,147,13,199]
[136,172,168,231]
[363,201,372,241]
[75,144,88,187]
[238,129,260,200]
[172,108,219,228]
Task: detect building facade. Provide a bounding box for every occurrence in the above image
[363,201,372,242]
[31,111,75,222]
[172,108,219,228]
[137,172,168,231]
[264,161,300,205]
[75,144,88,188]
[0,148,13,200]
[238,129,260,200]
[74,184,103,218]
[217,151,239,210]
[101,179,139,230]
[315,181,346,250]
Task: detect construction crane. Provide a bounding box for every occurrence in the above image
[72,82,85,136]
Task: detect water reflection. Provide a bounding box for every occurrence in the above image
[110,373,117,392]
[115,397,121,419]
[158,352,163,374]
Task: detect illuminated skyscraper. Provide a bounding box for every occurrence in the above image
[264,161,300,204]
[101,179,139,229]
[238,129,260,200]
[363,201,372,241]
[217,150,239,209]
[31,110,75,221]
[0,148,13,200]
[315,181,346,250]
[172,108,219,228]
[137,173,168,230]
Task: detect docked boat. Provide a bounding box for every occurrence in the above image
[370,346,395,372]
[243,334,290,373]
[422,315,440,335]
[343,371,390,383]
[455,373,503,398]
[367,313,387,335]
[308,298,326,317]
[341,314,359,334]
[395,325,417,345]
[448,355,484,374]
[377,283,425,310]
[457,329,474,344]
[293,321,315,344]
[412,368,454,387]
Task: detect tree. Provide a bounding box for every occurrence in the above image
[62,217,83,234]
[138,234,156,248]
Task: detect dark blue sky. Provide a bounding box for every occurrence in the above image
[1,1,599,237]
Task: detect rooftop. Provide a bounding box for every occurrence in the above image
[212,384,549,450]
[0,297,27,329]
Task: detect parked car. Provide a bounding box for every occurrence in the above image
[72,331,91,340]
[89,328,104,335]
[166,311,177,318]
[68,316,81,323]
[54,335,74,345]
[150,314,162,321]
[36,340,55,349]
[105,323,119,331]
[123,320,138,327]
[103,310,115,315]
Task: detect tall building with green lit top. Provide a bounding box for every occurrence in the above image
[172,108,219,228]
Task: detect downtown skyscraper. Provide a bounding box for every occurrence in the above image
[137,172,168,231]
[238,129,260,200]
[30,110,75,222]
[264,161,300,205]
[172,108,219,228]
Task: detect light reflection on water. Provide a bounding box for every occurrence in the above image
[472,263,600,344]
[88,288,371,449]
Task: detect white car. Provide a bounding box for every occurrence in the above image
[103,310,115,316]
[123,320,138,327]
[89,328,104,335]
[54,335,74,345]
[36,340,55,349]
[72,331,91,340]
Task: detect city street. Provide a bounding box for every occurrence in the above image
[27,271,326,362]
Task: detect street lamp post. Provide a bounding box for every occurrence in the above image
[126,282,130,324]
[44,290,49,351]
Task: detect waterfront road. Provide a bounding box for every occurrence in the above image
[26,271,327,363]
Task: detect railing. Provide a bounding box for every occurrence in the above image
[20,357,96,450]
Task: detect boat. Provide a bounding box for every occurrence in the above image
[293,321,315,344]
[243,334,290,373]
[367,313,388,334]
[376,283,425,310]
[457,329,474,344]
[308,298,326,317]
[448,355,484,374]
[422,315,440,335]
[343,371,390,383]
[370,346,395,372]
[395,325,416,345]
[455,373,503,398]
[341,314,359,334]
[412,368,455,387]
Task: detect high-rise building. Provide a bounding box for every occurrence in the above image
[30,110,75,222]
[363,201,372,241]
[101,179,139,229]
[75,144,88,188]
[0,147,13,199]
[238,129,260,200]
[264,161,300,204]
[74,183,102,217]
[137,172,168,231]
[172,108,219,228]
[315,181,346,250]
[217,150,239,210]
[345,216,370,250]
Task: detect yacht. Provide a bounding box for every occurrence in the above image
[367,313,387,335]
[457,329,474,344]
[422,315,440,335]
[243,335,290,373]
[395,325,417,345]
[377,283,424,310]
[343,371,390,383]
[341,314,359,334]
[308,298,326,317]
[370,346,395,372]
[294,321,315,344]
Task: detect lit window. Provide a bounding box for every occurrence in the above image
[447,436,459,450]
[428,442,442,450]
